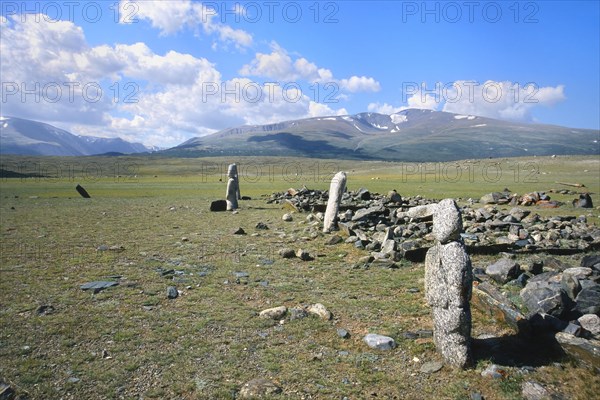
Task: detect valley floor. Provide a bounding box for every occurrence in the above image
[0,155,599,399]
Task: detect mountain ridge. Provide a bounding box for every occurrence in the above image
[167,109,600,161]
[0,116,158,156]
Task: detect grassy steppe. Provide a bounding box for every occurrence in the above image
[1,155,599,399]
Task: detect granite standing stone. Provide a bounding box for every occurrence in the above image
[323,171,347,233]
[227,163,241,200]
[226,178,238,210]
[425,199,473,368]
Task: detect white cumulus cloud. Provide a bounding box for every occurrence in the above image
[339,76,380,93]
[0,13,348,147]
[119,0,252,50]
[370,80,566,122]
[442,80,566,121]
[240,42,379,93]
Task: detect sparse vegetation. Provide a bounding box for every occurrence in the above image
[0,155,598,399]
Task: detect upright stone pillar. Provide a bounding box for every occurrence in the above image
[226,178,238,210]
[227,163,241,200]
[424,199,473,368]
[323,171,347,233]
[226,164,240,211]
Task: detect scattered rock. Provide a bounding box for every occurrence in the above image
[522,381,552,400]
[480,192,504,205]
[581,254,600,270]
[555,332,600,371]
[239,378,282,398]
[282,213,293,222]
[573,193,593,208]
[325,235,343,245]
[255,222,269,230]
[388,190,402,203]
[80,281,119,293]
[420,361,444,374]
[562,267,593,280]
[307,303,332,320]
[337,328,350,339]
[356,187,371,200]
[279,248,296,259]
[167,286,178,299]
[296,249,314,261]
[363,334,396,350]
[481,364,506,379]
[36,304,55,316]
[210,200,227,212]
[259,306,287,320]
[288,307,308,320]
[233,271,250,284]
[486,258,521,284]
[561,272,581,301]
[472,282,529,334]
[233,227,246,235]
[520,279,568,318]
[398,204,437,220]
[574,285,600,316]
[578,314,600,336]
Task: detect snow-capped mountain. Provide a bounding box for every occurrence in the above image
[0,116,156,156]
[168,109,599,161]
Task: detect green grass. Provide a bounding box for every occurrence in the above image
[0,155,599,399]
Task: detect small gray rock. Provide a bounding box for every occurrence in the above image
[282,213,293,222]
[388,190,402,203]
[337,328,350,339]
[481,364,506,379]
[325,235,343,245]
[167,286,178,299]
[574,285,600,315]
[259,306,287,320]
[363,333,396,350]
[255,222,269,230]
[562,322,582,337]
[307,303,332,320]
[420,361,443,374]
[520,280,567,318]
[486,258,521,284]
[578,314,600,336]
[561,272,581,301]
[522,381,551,400]
[296,249,314,261]
[289,307,308,320]
[239,378,282,398]
[279,248,296,259]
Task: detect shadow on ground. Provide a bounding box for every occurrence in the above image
[472,332,567,367]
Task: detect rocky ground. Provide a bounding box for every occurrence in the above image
[266,186,600,377]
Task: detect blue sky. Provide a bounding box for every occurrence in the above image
[1,1,598,147]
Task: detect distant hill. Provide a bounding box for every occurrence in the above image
[167,109,600,161]
[0,116,157,156]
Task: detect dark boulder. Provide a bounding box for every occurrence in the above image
[210,200,227,211]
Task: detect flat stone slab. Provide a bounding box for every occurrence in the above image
[80,281,118,291]
[420,361,444,373]
[555,332,600,372]
[472,282,530,334]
